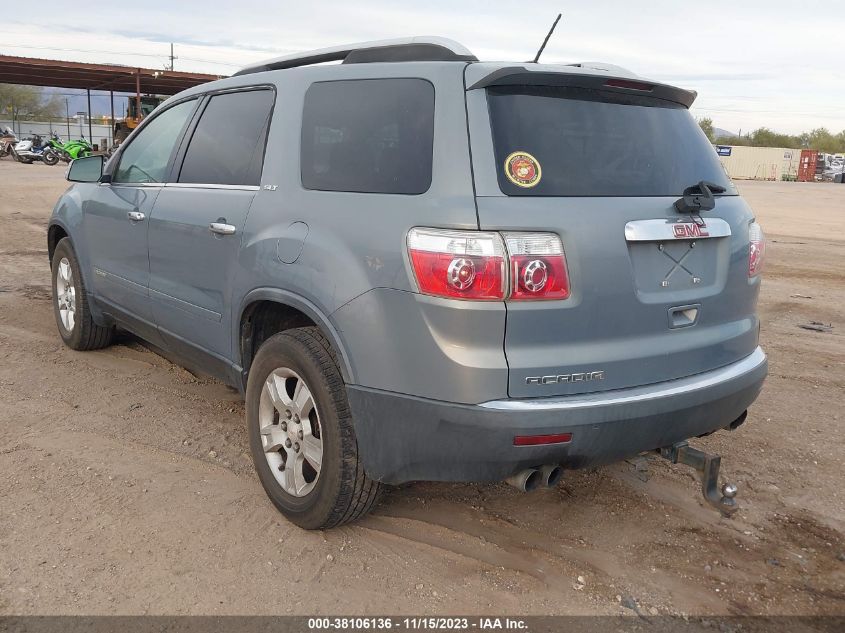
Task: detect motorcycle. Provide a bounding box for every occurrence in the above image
[0,126,18,159]
[13,133,60,166]
[46,132,93,163]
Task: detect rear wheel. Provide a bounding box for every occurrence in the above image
[51,238,114,350]
[42,150,59,166]
[246,327,382,529]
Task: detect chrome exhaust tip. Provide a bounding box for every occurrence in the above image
[540,464,563,488]
[505,468,542,492]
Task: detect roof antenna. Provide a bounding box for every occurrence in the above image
[532,13,562,63]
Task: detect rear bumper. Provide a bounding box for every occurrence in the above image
[346,347,767,484]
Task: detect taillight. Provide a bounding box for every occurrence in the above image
[503,232,570,300]
[748,222,766,277]
[407,228,506,300]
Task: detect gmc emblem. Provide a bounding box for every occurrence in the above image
[673,223,709,239]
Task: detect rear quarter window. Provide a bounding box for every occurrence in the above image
[301,78,435,195]
[487,85,735,197]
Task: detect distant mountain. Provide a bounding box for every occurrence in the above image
[714,128,737,140]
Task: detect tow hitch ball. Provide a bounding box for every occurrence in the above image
[657,442,739,517]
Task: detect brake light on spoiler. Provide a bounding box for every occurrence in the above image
[604,78,654,92]
[407,228,570,301]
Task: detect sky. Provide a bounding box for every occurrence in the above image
[3,0,844,135]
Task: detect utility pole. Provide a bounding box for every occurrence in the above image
[65,98,71,138]
[135,68,142,126]
[169,43,176,71]
[86,89,92,142]
[109,90,115,148]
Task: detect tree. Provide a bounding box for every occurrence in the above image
[748,127,801,149]
[802,128,840,153]
[0,84,62,121]
[714,134,749,147]
[710,126,845,153]
[698,117,715,142]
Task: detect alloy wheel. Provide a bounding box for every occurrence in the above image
[55,257,76,332]
[258,367,323,497]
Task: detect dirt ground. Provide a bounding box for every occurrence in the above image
[0,159,843,617]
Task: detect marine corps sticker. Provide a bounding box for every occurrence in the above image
[504,151,541,188]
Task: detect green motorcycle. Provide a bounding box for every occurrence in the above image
[47,133,93,163]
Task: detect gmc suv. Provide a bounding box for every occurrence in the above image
[48,37,767,529]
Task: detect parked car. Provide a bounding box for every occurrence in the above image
[48,37,767,529]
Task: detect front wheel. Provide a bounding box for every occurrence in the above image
[246,327,383,529]
[51,238,114,350]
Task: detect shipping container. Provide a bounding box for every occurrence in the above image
[715,145,803,180]
[798,149,819,182]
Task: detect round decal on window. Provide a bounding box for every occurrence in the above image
[504,151,542,188]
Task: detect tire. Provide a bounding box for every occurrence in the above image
[43,150,59,166]
[246,327,382,529]
[51,238,114,351]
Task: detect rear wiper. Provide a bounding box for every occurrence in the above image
[674,180,726,214]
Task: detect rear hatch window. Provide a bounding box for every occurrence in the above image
[487,85,735,197]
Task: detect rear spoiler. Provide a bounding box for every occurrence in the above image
[466,66,697,108]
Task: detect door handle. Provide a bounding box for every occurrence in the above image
[209,222,236,236]
[127,211,145,222]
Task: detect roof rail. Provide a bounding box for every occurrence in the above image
[234,37,477,76]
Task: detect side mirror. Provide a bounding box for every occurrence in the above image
[67,155,104,183]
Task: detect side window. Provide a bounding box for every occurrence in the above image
[179,89,274,186]
[113,99,196,184]
[301,78,435,195]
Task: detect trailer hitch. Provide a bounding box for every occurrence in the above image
[657,442,739,517]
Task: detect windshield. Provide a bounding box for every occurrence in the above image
[487,85,736,197]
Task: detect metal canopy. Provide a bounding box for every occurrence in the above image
[0,54,221,94]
